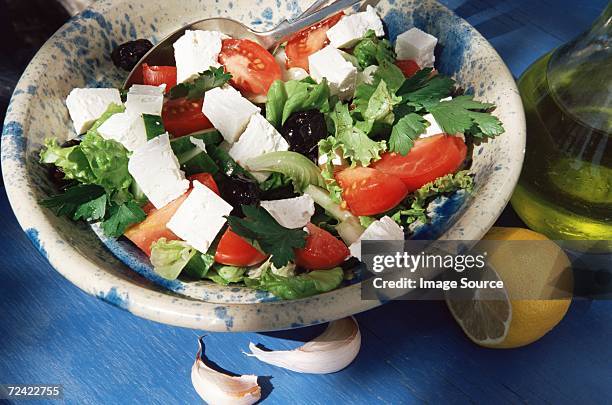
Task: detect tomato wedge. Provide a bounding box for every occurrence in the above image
[372,135,467,192]
[218,39,281,96]
[142,64,177,91]
[294,223,349,270]
[125,173,219,256]
[188,173,219,195]
[395,59,420,77]
[124,193,188,256]
[162,98,213,137]
[215,228,268,267]
[335,166,409,216]
[285,12,344,70]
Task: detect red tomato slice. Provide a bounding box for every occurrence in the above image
[215,228,268,267]
[218,39,281,96]
[124,194,188,256]
[294,223,349,270]
[285,12,344,71]
[142,64,177,91]
[162,98,213,137]
[395,59,420,77]
[372,135,467,192]
[335,167,409,216]
[188,173,219,195]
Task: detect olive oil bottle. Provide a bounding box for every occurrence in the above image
[511,4,611,251]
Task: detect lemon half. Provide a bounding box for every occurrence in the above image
[446,227,573,349]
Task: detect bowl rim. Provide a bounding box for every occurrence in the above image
[0,0,525,331]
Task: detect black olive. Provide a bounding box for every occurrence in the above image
[46,138,82,190]
[280,110,327,162]
[111,39,153,71]
[217,174,261,216]
[260,184,298,201]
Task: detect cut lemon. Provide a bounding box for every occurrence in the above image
[446,227,573,349]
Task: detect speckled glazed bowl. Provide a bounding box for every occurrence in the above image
[1,0,525,331]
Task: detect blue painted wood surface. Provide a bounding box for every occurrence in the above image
[1,1,611,403]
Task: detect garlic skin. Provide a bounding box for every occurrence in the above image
[246,317,361,374]
[192,337,261,405]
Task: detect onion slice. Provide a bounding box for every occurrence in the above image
[191,337,261,405]
[246,317,361,374]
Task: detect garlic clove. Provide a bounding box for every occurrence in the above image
[246,317,361,374]
[192,337,261,405]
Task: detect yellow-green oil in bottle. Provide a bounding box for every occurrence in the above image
[511,52,611,251]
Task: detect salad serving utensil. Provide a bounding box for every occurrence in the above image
[124,0,361,87]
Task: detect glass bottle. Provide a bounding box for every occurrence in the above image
[511,3,612,251]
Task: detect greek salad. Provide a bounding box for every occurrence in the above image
[40,6,504,300]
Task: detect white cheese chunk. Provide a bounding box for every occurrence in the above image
[202,86,261,144]
[127,133,190,209]
[349,216,404,259]
[308,46,357,100]
[260,195,315,229]
[174,30,225,84]
[421,113,445,138]
[125,84,166,116]
[97,111,148,151]
[229,114,290,181]
[65,88,122,134]
[356,64,378,86]
[326,5,385,48]
[395,27,438,68]
[167,180,233,253]
[284,67,309,82]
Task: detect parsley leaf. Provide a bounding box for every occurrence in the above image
[427,96,503,138]
[40,184,106,220]
[226,205,308,268]
[142,114,165,140]
[101,201,146,237]
[389,113,429,155]
[168,67,232,100]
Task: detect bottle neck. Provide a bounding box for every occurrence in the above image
[547,3,612,133]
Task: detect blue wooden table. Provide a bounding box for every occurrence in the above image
[1,1,611,403]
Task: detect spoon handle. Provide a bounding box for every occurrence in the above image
[287,0,331,23]
[261,0,361,48]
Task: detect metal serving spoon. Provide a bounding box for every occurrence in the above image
[124,0,362,87]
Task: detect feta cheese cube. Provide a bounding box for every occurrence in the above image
[260,195,315,229]
[128,133,190,209]
[395,27,438,68]
[421,113,444,138]
[167,180,233,253]
[326,5,385,48]
[125,84,166,116]
[356,64,378,86]
[229,114,290,181]
[274,48,309,81]
[308,46,357,100]
[97,111,148,151]
[202,86,261,143]
[173,30,225,84]
[65,88,122,134]
[284,67,309,82]
[349,216,404,259]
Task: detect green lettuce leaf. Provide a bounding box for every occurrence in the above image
[207,265,247,285]
[150,238,196,280]
[352,29,396,69]
[328,101,386,166]
[244,266,344,300]
[265,78,331,128]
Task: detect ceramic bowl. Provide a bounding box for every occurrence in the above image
[1,0,525,331]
